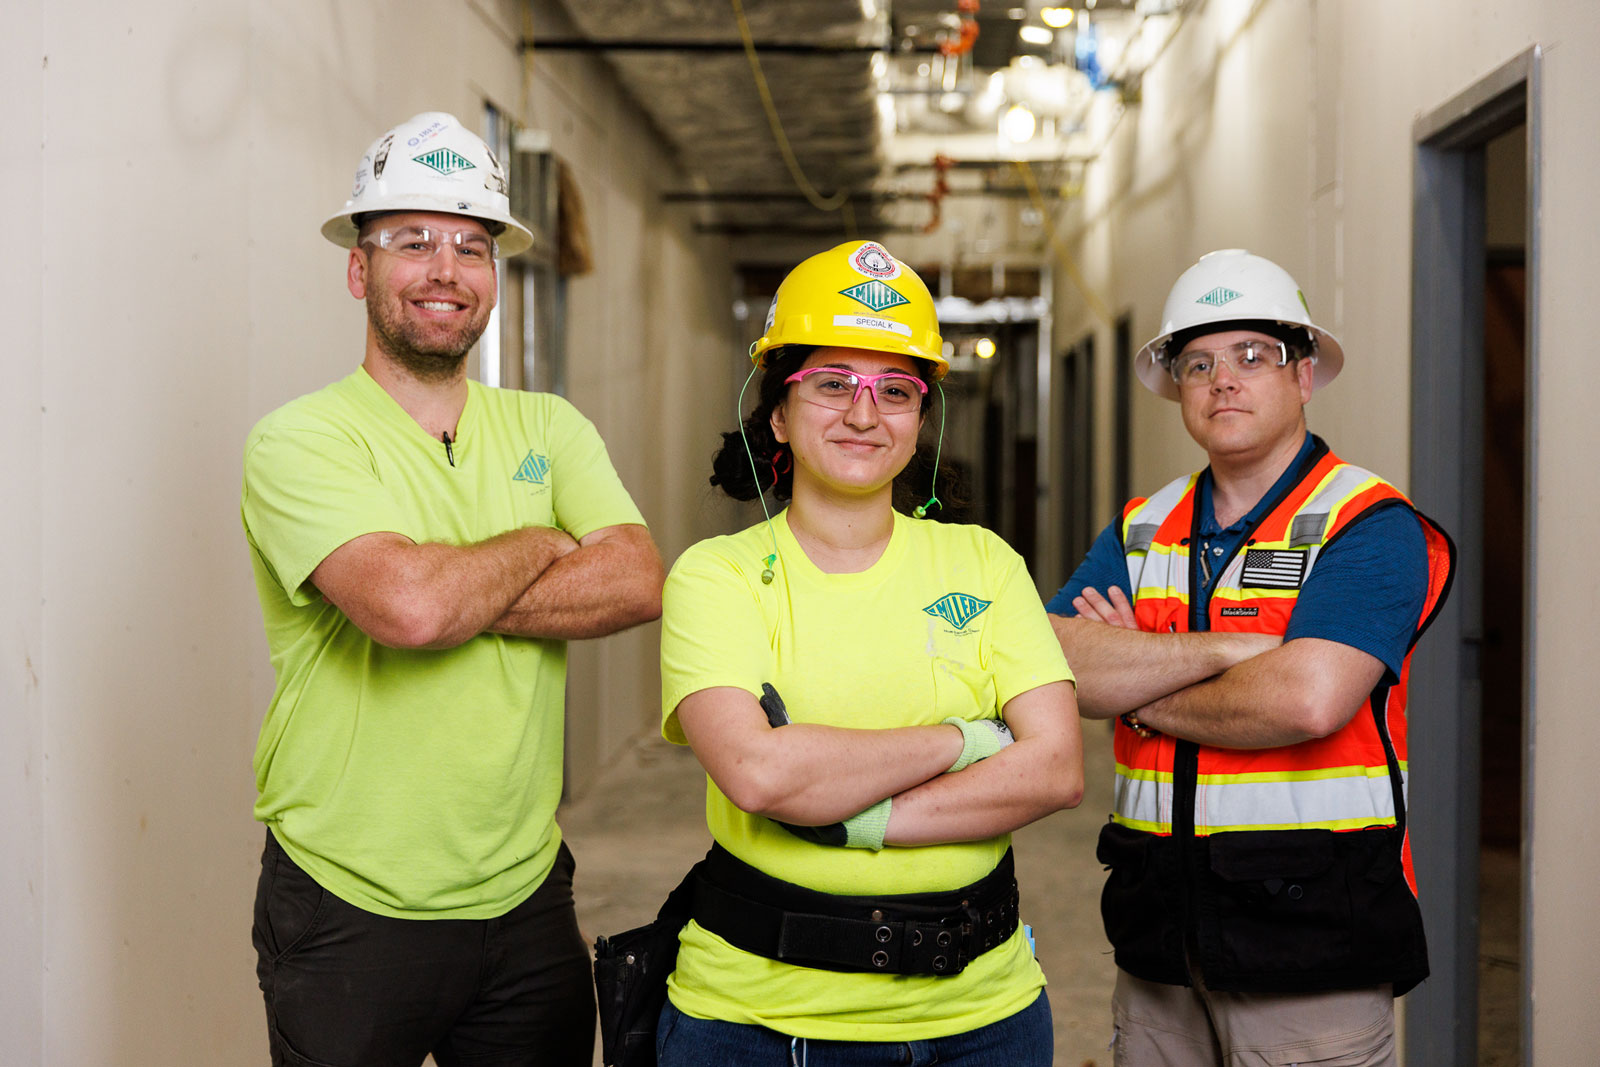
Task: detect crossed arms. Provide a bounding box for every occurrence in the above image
[1051,585,1385,749]
[674,679,1084,846]
[311,522,664,649]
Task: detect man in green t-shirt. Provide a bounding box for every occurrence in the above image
[241,112,663,1067]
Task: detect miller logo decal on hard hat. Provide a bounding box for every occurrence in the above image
[1196,286,1243,307]
[413,148,476,176]
[924,593,992,630]
[840,280,910,314]
[848,242,901,280]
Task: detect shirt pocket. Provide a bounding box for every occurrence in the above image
[929,653,998,721]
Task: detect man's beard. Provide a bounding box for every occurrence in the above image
[367,292,490,381]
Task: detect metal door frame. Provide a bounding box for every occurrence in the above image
[1407,45,1540,1067]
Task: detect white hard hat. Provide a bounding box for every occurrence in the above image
[321,112,535,257]
[1135,249,1344,400]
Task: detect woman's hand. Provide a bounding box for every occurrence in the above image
[674,686,964,825]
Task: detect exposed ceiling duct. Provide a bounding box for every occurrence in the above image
[538,0,889,236]
[534,0,1183,261]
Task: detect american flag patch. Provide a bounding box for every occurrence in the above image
[1240,549,1307,589]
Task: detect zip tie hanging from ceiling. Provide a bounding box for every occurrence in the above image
[730,0,853,213]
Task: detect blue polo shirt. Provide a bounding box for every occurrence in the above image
[1045,435,1427,680]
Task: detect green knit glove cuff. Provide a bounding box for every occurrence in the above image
[944,715,1015,773]
[842,797,893,851]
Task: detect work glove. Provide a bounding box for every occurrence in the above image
[758,682,791,727]
[778,798,892,851]
[760,680,898,850]
[944,716,1014,773]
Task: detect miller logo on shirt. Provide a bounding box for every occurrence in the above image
[513,451,550,487]
[924,593,992,631]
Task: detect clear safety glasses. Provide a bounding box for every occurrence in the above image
[784,367,929,414]
[363,225,498,267]
[1169,339,1293,388]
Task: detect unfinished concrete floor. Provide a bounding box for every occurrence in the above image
[559,718,1120,1066]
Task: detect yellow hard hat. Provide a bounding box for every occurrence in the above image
[750,241,948,379]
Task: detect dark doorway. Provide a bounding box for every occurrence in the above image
[1113,314,1134,513]
[1476,123,1527,1066]
[1059,334,1097,571]
[962,322,1041,572]
[1408,50,1539,1067]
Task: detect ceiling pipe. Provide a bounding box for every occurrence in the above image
[660,187,1063,202]
[518,38,938,54]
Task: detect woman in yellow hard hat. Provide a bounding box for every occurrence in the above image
[655,241,1085,1064]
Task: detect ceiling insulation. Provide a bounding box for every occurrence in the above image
[542,0,887,233]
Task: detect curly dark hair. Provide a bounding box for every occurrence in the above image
[709,345,945,512]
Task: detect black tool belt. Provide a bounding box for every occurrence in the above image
[691,843,1019,977]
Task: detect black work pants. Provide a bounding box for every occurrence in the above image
[253,830,595,1067]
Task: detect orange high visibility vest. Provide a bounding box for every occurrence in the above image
[1112,442,1455,890]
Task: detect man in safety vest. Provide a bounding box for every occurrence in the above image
[1048,249,1454,1066]
[241,112,663,1065]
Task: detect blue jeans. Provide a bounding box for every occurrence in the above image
[657,990,1052,1066]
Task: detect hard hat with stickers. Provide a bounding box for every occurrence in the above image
[321,112,535,257]
[1135,249,1345,400]
[749,241,948,379]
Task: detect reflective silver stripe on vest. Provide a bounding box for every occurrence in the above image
[1114,764,1406,833]
[1289,511,1327,547]
[1113,766,1173,831]
[1291,464,1386,544]
[1122,475,1196,597]
[1205,463,1387,593]
[1125,523,1161,554]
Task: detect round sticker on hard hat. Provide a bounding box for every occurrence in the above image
[848,242,901,280]
[834,314,913,338]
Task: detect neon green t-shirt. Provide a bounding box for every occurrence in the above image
[242,368,644,919]
[659,509,1073,1040]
